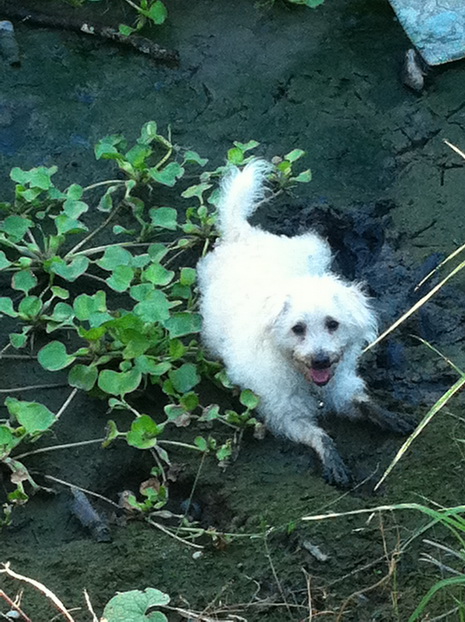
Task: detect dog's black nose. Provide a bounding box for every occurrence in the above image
[312,353,331,369]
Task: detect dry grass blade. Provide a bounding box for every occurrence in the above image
[365,258,465,351]
[0,563,75,622]
[374,373,465,490]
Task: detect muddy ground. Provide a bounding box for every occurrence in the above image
[0,0,465,620]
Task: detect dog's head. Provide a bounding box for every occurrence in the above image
[266,275,378,386]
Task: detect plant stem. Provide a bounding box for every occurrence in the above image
[0,563,75,622]
[72,241,155,257]
[56,388,78,420]
[0,589,32,622]
[14,438,104,460]
[65,203,123,258]
[43,474,120,509]
[82,180,126,193]
[145,517,204,549]
[158,440,204,451]
[0,383,68,394]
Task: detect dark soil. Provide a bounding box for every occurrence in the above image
[1,1,465,620]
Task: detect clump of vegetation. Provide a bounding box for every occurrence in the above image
[0,121,311,528]
[64,0,168,34]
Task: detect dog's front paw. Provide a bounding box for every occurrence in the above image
[359,401,416,435]
[320,436,352,488]
[323,455,352,488]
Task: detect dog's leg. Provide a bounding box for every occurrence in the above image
[326,366,415,434]
[353,399,416,435]
[283,417,352,487]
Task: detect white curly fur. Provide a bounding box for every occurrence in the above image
[197,160,382,484]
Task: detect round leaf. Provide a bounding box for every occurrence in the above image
[38,341,75,371]
[102,588,169,622]
[5,398,56,434]
[127,415,161,450]
[98,369,142,397]
[68,364,98,391]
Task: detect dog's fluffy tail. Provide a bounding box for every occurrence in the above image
[217,159,272,241]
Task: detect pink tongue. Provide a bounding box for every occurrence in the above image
[309,368,331,385]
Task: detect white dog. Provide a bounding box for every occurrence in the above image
[197,160,412,486]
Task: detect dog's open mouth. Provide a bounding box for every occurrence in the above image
[306,366,332,386]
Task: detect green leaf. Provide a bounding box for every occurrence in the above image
[169,339,186,360]
[17,256,32,269]
[97,246,134,271]
[171,283,191,299]
[0,251,12,270]
[38,341,75,371]
[94,135,125,160]
[180,267,196,286]
[169,363,200,393]
[142,263,174,286]
[125,144,152,169]
[164,404,186,421]
[194,436,208,452]
[10,330,29,349]
[5,398,56,434]
[149,207,178,231]
[98,369,142,397]
[0,425,21,457]
[28,166,57,190]
[10,167,30,185]
[1,215,33,243]
[12,270,37,293]
[285,148,305,162]
[68,364,98,391]
[51,286,69,300]
[103,419,120,447]
[55,214,88,235]
[183,150,208,166]
[131,254,151,269]
[49,302,74,323]
[106,265,135,292]
[102,588,169,622]
[147,1,168,25]
[180,392,199,411]
[134,290,171,322]
[227,147,244,165]
[118,23,135,36]
[148,163,184,187]
[181,183,212,202]
[234,140,260,152]
[0,297,17,318]
[292,169,312,183]
[78,325,107,341]
[63,199,89,219]
[49,256,90,282]
[240,389,260,409]
[127,415,161,450]
[18,296,42,319]
[66,184,83,200]
[98,186,118,212]
[138,121,158,145]
[164,312,202,338]
[148,243,169,262]
[74,291,107,321]
[134,356,171,376]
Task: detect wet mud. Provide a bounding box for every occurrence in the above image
[0,0,465,620]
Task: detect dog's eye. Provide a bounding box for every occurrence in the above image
[325,318,339,332]
[291,323,306,336]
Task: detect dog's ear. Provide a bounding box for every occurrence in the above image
[340,283,378,345]
[262,294,290,331]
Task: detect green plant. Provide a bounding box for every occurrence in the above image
[102,587,170,622]
[0,121,312,525]
[62,0,168,34]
